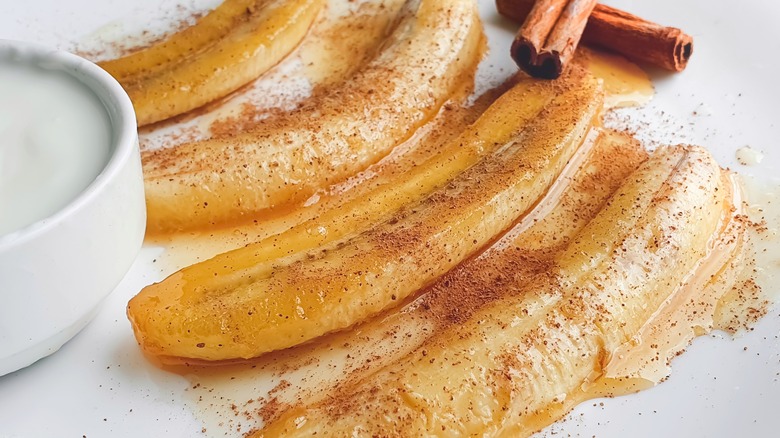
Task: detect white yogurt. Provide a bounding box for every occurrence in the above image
[0,58,111,236]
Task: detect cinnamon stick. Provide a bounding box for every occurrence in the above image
[512,0,569,69]
[499,0,694,73]
[537,0,598,78]
[512,0,597,79]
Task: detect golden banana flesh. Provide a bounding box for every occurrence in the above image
[128,71,603,362]
[100,0,323,126]
[141,75,534,270]
[168,130,651,438]
[142,0,485,232]
[99,0,260,83]
[256,145,747,437]
[179,128,648,424]
[138,77,570,321]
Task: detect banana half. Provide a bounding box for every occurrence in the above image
[170,126,649,435]
[255,145,750,437]
[128,70,603,362]
[100,0,323,126]
[141,0,485,232]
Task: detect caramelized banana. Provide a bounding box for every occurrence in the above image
[128,73,603,362]
[137,77,573,318]
[142,0,485,232]
[257,145,746,437]
[100,0,323,126]
[100,0,260,82]
[177,130,647,422]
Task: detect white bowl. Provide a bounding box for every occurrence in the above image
[0,40,145,376]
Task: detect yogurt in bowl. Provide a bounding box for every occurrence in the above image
[0,40,146,376]
[0,55,112,235]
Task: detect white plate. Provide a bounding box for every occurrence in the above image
[1,1,779,436]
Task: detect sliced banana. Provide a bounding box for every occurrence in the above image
[127,72,603,362]
[101,0,323,126]
[257,146,746,437]
[142,0,485,232]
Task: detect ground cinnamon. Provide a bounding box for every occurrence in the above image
[498,0,694,75]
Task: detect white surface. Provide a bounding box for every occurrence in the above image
[0,40,146,377]
[0,0,778,437]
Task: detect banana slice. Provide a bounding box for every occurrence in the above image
[100,0,323,126]
[127,71,604,362]
[256,145,746,437]
[178,129,648,426]
[138,77,569,320]
[142,0,485,232]
[99,0,259,83]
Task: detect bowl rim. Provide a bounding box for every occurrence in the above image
[0,39,139,250]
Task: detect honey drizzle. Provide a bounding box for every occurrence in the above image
[578,47,654,109]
